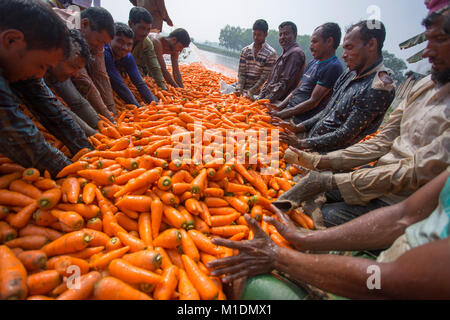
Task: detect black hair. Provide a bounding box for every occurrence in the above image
[0,0,70,58]
[346,20,386,54]
[129,6,153,25]
[253,19,269,33]
[316,22,342,49]
[69,29,92,62]
[114,22,134,39]
[422,8,450,35]
[279,21,297,36]
[81,7,115,39]
[169,28,191,47]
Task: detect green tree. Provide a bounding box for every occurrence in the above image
[382,50,408,83]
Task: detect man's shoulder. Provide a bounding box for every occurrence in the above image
[263,43,277,55]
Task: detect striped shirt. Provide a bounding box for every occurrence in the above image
[237,42,277,93]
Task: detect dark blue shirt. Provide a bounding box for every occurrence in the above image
[303,59,396,153]
[0,68,91,177]
[104,44,156,107]
[287,56,344,123]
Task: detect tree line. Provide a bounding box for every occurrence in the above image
[218,25,408,83]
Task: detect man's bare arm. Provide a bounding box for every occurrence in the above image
[153,40,178,87]
[171,53,183,88]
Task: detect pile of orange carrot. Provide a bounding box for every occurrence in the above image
[0,63,316,300]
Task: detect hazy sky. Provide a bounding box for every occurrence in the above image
[102,0,431,72]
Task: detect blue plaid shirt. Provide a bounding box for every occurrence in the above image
[0,68,91,177]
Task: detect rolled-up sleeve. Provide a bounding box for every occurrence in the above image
[334,131,450,205]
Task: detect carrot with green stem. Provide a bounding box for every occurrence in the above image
[0,245,28,300]
[33,209,58,227]
[37,188,62,210]
[114,167,162,198]
[122,250,162,271]
[153,228,182,249]
[190,168,207,195]
[22,168,40,182]
[163,205,187,229]
[77,169,116,186]
[41,230,92,257]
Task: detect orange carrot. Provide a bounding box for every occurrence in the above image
[33,209,58,227]
[34,178,58,190]
[182,254,218,300]
[27,270,62,296]
[17,250,47,272]
[0,172,22,189]
[50,210,84,231]
[56,161,89,178]
[178,268,201,300]
[190,168,207,195]
[117,231,146,253]
[9,179,42,199]
[0,189,34,207]
[153,228,182,249]
[41,231,92,257]
[194,216,210,235]
[211,212,240,227]
[180,229,200,262]
[114,168,162,198]
[204,197,229,208]
[57,271,102,300]
[0,245,28,300]
[116,212,138,232]
[7,202,38,229]
[93,277,152,300]
[151,197,164,239]
[154,247,173,270]
[87,217,103,231]
[109,259,163,286]
[116,195,152,213]
[37,188,62,210]
[187,230,223,256]
[77,169,117,186]
[67,246,105,259]
[122,250,162,271]
[153,265,179,300]
[210,225,249,237]
[56,203,100,220]
[138,212,153,249]
[5,235,49,250]
[89,246,130,270]
[82,182,97,204]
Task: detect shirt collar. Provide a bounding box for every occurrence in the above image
[282,41,298,54]
[357,57,384,78]
[316,55,337,64]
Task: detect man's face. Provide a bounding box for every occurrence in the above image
[422,15,450,84]
[0,30,64,82]
[169,38,185,54]
[111,34,134,59]
[130,20,152,42]
[310,28,329,60]
[253,30,267,46]
[81,20,112,53]
[48,55,86,83]
[279,25,296,49]
[342,27,371,72]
